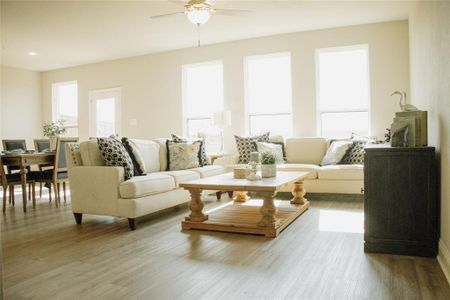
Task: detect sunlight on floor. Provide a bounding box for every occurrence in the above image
[318,209,364,233]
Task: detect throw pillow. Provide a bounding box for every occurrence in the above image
[269,135,286,159]
[234,132,270,164]
[171,134,209,166]
[122,137,147,176]
[255,142,284,164]
[166,140,201,171]
[67,143,82,166]
[320,141,352,166]
[97,137,134,180]
[340,140,366,164]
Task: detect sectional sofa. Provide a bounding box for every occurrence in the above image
[66,137,363,230]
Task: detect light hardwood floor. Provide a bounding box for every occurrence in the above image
[1,191,450,300]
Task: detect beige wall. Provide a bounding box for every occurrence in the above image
[40,21,409,152]
[409,1,450,283]
[0,66,42,149]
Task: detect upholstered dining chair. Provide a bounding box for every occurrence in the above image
[2,139,28,174]
[0,157,38,213]
[34,137,79,207]
[34,139,53,199]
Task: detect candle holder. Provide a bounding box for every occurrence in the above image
[246,152,262,181]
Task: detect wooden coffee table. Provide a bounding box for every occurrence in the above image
[180,172,310,237]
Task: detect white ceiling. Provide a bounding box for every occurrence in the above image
[1,0,414,72]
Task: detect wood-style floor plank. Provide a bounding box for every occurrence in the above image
[1,190,449,299]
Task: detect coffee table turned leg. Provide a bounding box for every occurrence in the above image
[185,188,208,222]
[291,180,308,205]
[233,191,250,202]
[258,191,280,233]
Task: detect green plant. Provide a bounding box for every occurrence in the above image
[43,120,66,137]
[261,151,276,165]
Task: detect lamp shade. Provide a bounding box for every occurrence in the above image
[213,111,231,127]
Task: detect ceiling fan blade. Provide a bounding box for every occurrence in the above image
[149,12,185,19]
[168,0,187,6]
[214,8,251,16]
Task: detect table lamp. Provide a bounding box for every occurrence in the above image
[213,110,231,153]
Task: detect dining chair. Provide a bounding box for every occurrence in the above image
[2,139,28,174]
[0,156,37,213]
[34,137,79,207]
[34,139,53,199]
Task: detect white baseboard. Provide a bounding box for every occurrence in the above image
[438,240,450,285]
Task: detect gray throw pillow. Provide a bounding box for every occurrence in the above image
[321,141,352,166]
[122,137,147,176]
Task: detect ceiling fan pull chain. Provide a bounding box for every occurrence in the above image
[197,24,201,47]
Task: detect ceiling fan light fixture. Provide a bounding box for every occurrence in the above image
[186,9,211,25]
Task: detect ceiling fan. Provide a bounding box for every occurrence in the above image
[150,0,250,26]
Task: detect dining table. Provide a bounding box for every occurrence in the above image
[1,151,55,212]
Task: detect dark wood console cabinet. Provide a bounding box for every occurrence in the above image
[364,145,438,257]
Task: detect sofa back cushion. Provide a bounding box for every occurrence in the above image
[129,139,160,173]
[79,140,105,166]
[285,137,328,165]
[152,138,168,171]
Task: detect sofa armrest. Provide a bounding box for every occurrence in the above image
[213,154,239,166]
[68,166,124,216]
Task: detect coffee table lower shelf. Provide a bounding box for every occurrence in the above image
[181,199,310,238]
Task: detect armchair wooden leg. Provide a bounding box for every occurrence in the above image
[10,186,15,206]
[128,218,136,230]
[48,183,52,203]
[39,182,43,199]
[73,213,82,224]
[54,181,60,207]
[28,183,32,201]
[63,182,67,203]
[57,182,61,206]
[32,183,36,209]
[216,191,222,200]
[227,191,233,198]
[3,186,7,213]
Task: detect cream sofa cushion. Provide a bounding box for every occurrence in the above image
[152,138,168,171]
[191,165,225,178]
[130,139,160,173]
[285,138,328,165]
[277,164,320,179]
[79,140,105,166]
[318,164,364,180]
[161,170,200,187]
[119,173,175,199]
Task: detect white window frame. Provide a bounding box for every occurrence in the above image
[315,44,371,137]
[88,87,122,138]
[181,60,224,137]
[51,80,78,130]
[244,52,293,136]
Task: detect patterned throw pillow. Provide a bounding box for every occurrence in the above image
[255,142,284,164]
[234,132,270,164]
[340,140,366,164]
[166,140,201,171]
[122,137,147,176]
[171,134,209,166]
[97,137,134,180]
[321,141,352,166]
[67,143,82,166]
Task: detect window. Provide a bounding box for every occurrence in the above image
[316,45,370,138]
[182,60,224,139]
[245,52,293,136]
[89,88,121,138]
[52,81,78,136]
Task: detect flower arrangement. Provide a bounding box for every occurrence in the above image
[43,120,66,137]
[261,151,276,165]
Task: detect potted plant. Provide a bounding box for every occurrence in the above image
[43,120,66,150]
[260,151,277,178]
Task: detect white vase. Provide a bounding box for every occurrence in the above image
[261,164,277,178]
[49,136,58,150]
